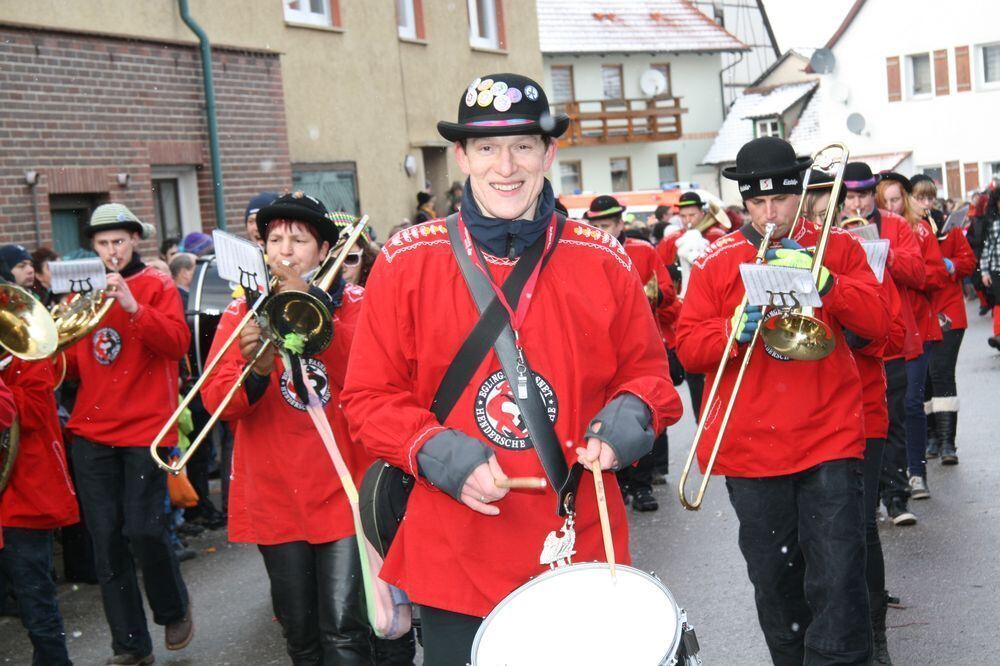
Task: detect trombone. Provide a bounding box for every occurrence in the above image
[149,217,369,475]
[678,142,850,510]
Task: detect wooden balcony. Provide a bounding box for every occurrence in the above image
[558,97,687,147]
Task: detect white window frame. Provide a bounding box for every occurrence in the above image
[975,42,1000,90]
[905,52,934,99]
[150,166,202,237]
[397,0,417,39]
[283,0,332,28]
[755,117,781,138]
[468,0,499,50]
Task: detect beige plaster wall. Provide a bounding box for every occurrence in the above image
[2,0,543,236]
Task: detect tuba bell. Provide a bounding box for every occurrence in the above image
[693,200,732,233]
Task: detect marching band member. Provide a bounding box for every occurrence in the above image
[63,204,193,665]
[981,188,1000,349]
[841,164,926,526]
[909,174,976,464]
[677,137,889,666]
[244,192,279,247]
[200,192,374,664]
[0,352,79,666]
[875,173,949,500]
[342,73,681,665]
[583,195,677,510]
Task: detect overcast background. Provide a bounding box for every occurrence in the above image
[761,0,855,53]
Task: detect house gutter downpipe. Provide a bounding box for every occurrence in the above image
[178,0,227,230]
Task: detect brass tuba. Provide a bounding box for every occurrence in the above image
[693,200,732,233]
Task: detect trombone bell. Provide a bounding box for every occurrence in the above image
[262,290,333,357]
[760,310,835,361]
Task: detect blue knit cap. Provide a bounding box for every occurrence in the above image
[245,192,280,224]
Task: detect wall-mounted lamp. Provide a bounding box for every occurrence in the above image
[24,170,39,186]
[116,172,130,187]
[403,154,418,178]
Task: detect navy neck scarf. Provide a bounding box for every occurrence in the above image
[460,178,556,259]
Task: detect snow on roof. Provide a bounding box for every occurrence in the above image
[537,0,748,55]
[702,81,817,165]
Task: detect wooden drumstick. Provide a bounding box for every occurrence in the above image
[590,458,616,581]
[494,476,547,490]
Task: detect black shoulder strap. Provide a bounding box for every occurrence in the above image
[444,213,578,516]
[430,213,548,422]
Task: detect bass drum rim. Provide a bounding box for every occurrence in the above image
[471,562,684,666]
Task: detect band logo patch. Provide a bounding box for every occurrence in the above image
[92,327,122,365]
[279,358,331,411]
[760,310,791,362]
[739,183,751,192]
[474,370,558,450]
[759,178,773,191]
[783,178,798,186]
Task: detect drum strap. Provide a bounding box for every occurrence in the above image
[444,213,580,516]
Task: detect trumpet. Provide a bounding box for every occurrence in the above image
[149,217,369,474]
[678,142,849,510]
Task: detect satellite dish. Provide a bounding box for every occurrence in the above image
[810,48,836,74]
[639,69,668,97]
[846,112,866,135]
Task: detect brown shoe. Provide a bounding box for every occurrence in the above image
[106,655,154,665]
[165,606,194,650]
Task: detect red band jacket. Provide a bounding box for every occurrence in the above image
[65,267,190,447]
[932,227,976,330]
[341,218,681,617]
[199,284,369,546]
[911,220,949,345]
[877,211,925,360]
[0,376,13,430]
[676,221,889,477]
[625,237,677,347]
[0,357,79,529]
[852,273,906,440]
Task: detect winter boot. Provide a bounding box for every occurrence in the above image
[936,409,959,465]
[871,590,893,665]
[925,404,940,459]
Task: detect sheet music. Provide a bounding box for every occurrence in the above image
[212,230,269,297]
[848,224,880,242]
[739,263,822,308]
[49,259,107,294]
[861,239,890,283]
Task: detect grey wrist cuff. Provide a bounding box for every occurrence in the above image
[586,394,654,470]
[416,430,494,501]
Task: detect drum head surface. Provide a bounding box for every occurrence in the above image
[473,563,681,665]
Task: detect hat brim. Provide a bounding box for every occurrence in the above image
[583,206,626,220]
[722,155,814,181]
[437,115,570,143]
[84,221,144,238]
[256,203,340,246]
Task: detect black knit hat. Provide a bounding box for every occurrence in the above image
[438,73,569,142]
[677,191,704,209]
[256,191,340,246]
[583,195,625,220]
[843,162,879,192]
[878,171,912,194]
[722,137,813,200]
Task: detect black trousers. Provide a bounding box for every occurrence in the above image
[183,396,218,520]
[70,437,189,657]
[726,459,870,666]
[258,538,373,665]
[418,605,483,666]
[686,372,705,423]
[862,438,887,615]
[880,358,910,504]
[929,328,965,398]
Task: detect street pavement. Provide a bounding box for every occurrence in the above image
[2,303,997,665]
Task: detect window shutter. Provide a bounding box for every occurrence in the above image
[955,46,971,92]
[963,163,979,192]
[886,56,901,102]
[934,49,949,95]
[945,161,961,197]
[495,0,506,50]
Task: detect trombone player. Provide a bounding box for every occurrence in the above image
[676,137,890,665]
[199,192,375,664]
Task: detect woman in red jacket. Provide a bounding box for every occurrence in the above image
[911,176,976,464]
[200,193,373,665]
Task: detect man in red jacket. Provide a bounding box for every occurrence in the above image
[342,73,681,665]
[582,194,676,509]
[677,137,889,666]
[65,204,193,665]
[0,354,79,665]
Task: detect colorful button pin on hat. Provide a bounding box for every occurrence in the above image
[477,90,494,107]
[477,78,494,92]
[469,77,482,91]
[493,94,511,112]
[507,88,523,104]
[465,89,477,107]
[524,85,539,101]
[490,81,508,96]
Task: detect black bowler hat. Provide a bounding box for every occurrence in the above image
[256,191,340,246]
[909,174,935,190]
[843,162,879,192]
[677,191,704,209]
[437,73,569,142]
[878,171,912,194]
[583,195,625,220]
[722,137,812,199]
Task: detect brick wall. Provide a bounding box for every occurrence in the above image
[0,24,292,255]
